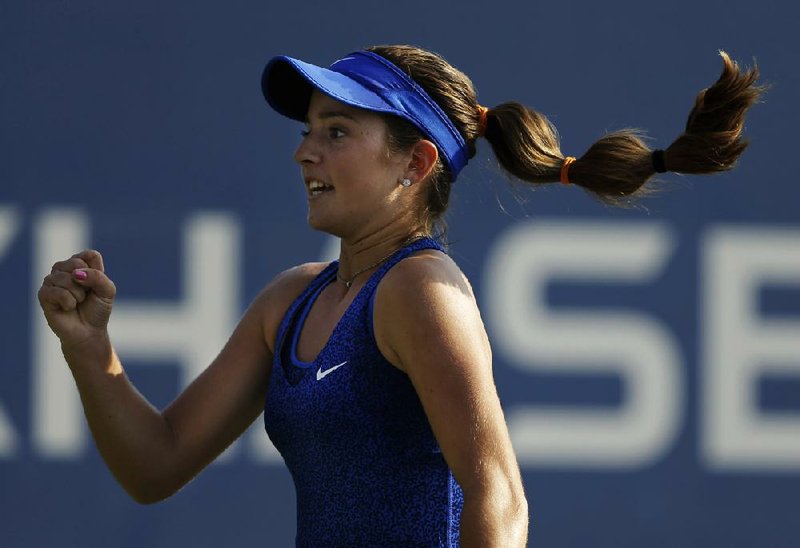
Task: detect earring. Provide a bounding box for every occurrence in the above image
[401,178,412,187]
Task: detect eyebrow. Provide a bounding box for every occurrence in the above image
[305,110,359,123]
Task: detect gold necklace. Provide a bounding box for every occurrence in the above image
[336,235,427,289]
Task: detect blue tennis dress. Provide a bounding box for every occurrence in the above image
[264,237,463,547]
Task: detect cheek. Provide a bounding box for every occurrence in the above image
[358,126,395,166]
[343,153,394,187]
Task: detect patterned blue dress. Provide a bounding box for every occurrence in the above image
[264,237,463,546]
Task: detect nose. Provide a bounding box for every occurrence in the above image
[293,133,321,165]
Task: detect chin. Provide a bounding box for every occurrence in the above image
[306,213,344,238]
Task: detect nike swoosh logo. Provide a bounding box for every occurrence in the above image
[316,361,348,381]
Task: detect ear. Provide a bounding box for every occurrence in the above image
[405,140,439,183]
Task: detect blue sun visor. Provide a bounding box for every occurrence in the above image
[261,50,469,179]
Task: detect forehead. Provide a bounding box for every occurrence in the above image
[306,90,382,124]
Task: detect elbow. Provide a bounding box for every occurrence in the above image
[466,474,528,520]
[124,481,175,505]
[112,442,197,504]
[463,480,529,544]
[483,479,529,546]
[119,470,182,505]
[128,488,171,505]
[127,483,180,505]
[510,491,529,530]
[501,486,529,534]
[500,490,530,547]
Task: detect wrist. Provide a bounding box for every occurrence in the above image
[61,331,119,375]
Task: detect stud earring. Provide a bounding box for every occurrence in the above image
[401,178,412,187]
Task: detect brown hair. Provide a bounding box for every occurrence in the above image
[368,44,766,230]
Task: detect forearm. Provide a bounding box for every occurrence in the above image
[459,487,529,547]
[64,334,178,503]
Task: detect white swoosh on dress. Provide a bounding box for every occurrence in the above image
[316,361,348,381]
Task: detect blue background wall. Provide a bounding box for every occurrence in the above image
[2,1,798,546]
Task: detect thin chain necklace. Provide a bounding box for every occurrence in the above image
[336,234,427,289]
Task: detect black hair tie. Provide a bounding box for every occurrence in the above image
[652,149,668,173]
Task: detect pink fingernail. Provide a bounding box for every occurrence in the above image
[74,269,88,281]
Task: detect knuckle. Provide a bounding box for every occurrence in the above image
[40,285,58,304]
[59,291,76,310]
[71,284,87,300]
[78,249,102,264]
[67,253,89,267]
[53,258,81,272]
[47,271,68,287]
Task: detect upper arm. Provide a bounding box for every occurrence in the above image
[158,263,324,485]
[374,253,524,499]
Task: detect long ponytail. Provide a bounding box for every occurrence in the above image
[482,51,766,205]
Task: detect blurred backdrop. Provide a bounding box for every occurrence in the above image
[1,1,798,546]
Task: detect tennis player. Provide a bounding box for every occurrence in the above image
[37,44,762,546]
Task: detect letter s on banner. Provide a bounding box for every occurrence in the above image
[485,221,682,468]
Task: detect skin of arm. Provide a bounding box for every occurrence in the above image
[40,250,324,503]
[65,302,270,503]
[374,250,529,547]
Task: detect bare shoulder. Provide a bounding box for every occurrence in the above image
[374,249,488,371]
[263,261,330,296]
[379,248,474,300]
[253,261,331,353]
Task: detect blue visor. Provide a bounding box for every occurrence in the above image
[261,50,469,179]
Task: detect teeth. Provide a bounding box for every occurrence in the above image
[308,180,332,194]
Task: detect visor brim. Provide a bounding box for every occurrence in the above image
[262,56,395,121]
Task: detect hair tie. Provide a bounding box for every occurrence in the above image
[477,105,490,137]
[652,149,668,173]
[560,156,576,185]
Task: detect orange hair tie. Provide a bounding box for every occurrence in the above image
[477,105,490,137]
[560,156,576,185]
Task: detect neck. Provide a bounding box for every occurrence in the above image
[336,225,427,284]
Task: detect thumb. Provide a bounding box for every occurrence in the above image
[73,268,117,300]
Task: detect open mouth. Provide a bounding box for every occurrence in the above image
[307,180,334,197]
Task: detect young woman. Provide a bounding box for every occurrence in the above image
[37,44,763,546]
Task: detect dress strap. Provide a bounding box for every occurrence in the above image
[362,236,445,339]
[273,261,338,360]
[367,236,445,287]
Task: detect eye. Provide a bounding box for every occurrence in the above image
[328,127,346,139]
[300,126,310,137]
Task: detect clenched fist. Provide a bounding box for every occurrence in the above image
[37,249,117,352]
